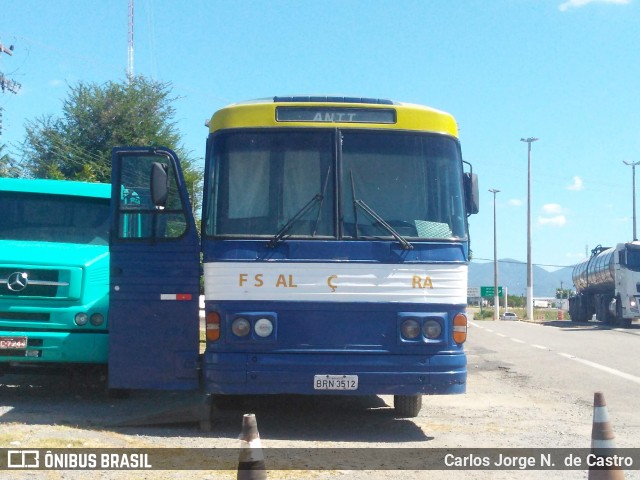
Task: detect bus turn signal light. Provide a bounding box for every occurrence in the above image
[206,312,221,341]
[452,313,467,344]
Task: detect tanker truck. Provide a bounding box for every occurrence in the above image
[568,243,640,327]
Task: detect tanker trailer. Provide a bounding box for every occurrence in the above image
[569,243,640,327]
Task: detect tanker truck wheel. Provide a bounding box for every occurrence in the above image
[569,299,578,322]
[614,296,632,328]
[571,296,587,322]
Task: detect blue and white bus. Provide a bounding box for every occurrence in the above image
[108,96,479,417]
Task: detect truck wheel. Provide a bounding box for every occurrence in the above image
[569,299,578,322]
[572,296,586,322]
[614,296,632,327]
[393,395,422,418]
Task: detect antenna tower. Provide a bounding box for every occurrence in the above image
[128,0,134,81]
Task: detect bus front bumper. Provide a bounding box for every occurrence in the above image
[202,351,466,395]
[0,330,108,365]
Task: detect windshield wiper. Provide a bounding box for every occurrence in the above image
[353,199,413,250]
[267,194,323,248]
[349,169,412,250]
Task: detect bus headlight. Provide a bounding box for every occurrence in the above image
[422,320,442,339]
[231,317,251,337]
[401,319,421,339]
[75,313,89,326]
[90,313,104,326]
[254,318,274,337]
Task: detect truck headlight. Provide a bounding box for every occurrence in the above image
[75,313,89,326]
[90,313,104,326]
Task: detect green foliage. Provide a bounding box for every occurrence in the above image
[555,288,573,299]
[0,143,20,178]
[18,76,203,214]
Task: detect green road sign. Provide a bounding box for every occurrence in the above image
[481,286,503,297]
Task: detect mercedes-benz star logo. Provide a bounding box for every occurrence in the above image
[7,272,29,292]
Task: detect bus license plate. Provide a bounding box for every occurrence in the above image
[0,336,27,349]
[314,375,358,391]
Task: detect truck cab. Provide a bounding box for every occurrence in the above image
[0,178,111,371]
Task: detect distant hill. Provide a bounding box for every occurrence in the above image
[468,259,574,297]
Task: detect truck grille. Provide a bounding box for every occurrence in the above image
[0,268,69,298]
[0,312,50,321]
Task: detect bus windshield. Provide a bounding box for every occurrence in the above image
[207,129,466,240]
[0,191,110,245]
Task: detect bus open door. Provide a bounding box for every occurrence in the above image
[108,147,200,390]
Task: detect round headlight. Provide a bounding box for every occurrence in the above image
[401,319,421,339]
[90,313,104,326]
[254,318,274,337]
[231,317,251,337]
[423,319,442,339]
[75,313,89,326]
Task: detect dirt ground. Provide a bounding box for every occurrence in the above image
[0,326,637,480]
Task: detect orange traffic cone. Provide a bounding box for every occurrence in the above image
[588,392,625,480]
[237,413,267,480]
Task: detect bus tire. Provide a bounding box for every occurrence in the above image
[393,395,422,418]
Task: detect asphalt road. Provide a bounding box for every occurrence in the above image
[469,317,640,434]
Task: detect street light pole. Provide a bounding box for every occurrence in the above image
[623,160,640,241]
[521,137,538,321]
[489,189,500,320]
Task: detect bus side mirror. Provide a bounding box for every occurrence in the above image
[150,162,169,207]
[464,172,479,215]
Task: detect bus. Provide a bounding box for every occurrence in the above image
[0,178,111,372]
[108,96,479,417]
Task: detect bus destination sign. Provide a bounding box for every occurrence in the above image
[276,106,396,124]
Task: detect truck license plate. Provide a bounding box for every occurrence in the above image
[0,336,27,349]
[314,374,358,391]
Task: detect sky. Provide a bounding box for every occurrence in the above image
[1,0,640,275]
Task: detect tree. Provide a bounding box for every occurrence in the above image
[18,76,203,214]
[0,143,20,178]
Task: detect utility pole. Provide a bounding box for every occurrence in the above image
[623,160,640,241]
[489,188,500,320]
[0,39,21,137]
[521,137,538,321]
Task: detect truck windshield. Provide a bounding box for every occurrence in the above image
[206,129,466,240]
[625,247,640,271]
[0,192,110,245]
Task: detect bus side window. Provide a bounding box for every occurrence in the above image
[117,154,188,240]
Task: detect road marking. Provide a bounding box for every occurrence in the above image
[496,333,507,338]
[531,344,549,350]
[558,352,640,385]
[511,338,525,344]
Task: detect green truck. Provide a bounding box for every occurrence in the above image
[0,177,111,371]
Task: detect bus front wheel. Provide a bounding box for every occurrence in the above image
[393,395,422,418]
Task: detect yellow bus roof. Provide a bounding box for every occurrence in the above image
[207,97,458,137]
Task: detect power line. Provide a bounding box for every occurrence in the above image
[472,257,575,269]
